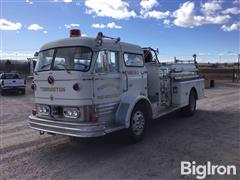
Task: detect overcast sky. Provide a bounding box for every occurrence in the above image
[0,0,239,62]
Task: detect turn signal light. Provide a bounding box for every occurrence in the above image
[90,115,98,123]
[32,109,37,116]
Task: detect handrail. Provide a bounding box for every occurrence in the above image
[122,71,128,92]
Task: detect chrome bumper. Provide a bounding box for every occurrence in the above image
[28,115,124,138]
[2,86,25,90]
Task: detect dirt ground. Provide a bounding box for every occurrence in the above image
[0,81,239,180]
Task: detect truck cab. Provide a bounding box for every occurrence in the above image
[0,73,26,95]
[29,30,204,142]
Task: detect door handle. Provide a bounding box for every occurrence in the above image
[141,71,148,75]
[122,71,128,92]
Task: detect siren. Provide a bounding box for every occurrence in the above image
[70,29,81,37]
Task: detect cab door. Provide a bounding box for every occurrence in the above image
[93,50,122,121]
[123,53,147,96]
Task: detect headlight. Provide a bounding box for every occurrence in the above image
[36,104,50,115]
[63,107,80,119]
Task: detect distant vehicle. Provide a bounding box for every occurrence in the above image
[29,30,204,142]
[0,73,26,95]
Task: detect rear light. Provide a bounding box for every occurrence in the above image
[90,115,98,123]
[70,29,81,37]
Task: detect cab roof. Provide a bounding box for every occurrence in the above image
[40,37,143,54]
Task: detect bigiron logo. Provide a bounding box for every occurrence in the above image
[181,161,237,179]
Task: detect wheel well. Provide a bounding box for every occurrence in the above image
[190,87,198,99]
[136,99,152,119]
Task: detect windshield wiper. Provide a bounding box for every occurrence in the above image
[54,63,71,74]
[40,63,51,69]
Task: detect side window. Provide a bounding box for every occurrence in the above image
[109,51,118,72]
[95,51,119,73]
[124,53,144,67]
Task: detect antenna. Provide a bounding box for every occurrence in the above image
[237,54,240,83]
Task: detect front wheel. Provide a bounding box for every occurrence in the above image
[128,104,147,143]
[181,90,197,117]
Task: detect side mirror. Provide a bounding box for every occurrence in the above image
[34,52,39,57]
[193,54,197,63]
[96,32,103,46]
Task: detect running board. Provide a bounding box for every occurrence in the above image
[105,124,125,133]
[153,107,179,119]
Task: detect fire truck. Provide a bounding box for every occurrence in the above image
[29,30,204,142]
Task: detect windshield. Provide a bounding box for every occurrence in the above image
[35,49,54,71]
[35,47,92,72]
[1,73,20,79]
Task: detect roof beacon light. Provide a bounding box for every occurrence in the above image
[70,29,81,37]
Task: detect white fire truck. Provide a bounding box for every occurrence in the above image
[29,30,204,142]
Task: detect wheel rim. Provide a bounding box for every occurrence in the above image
[132,111,145,136]
[190,93,196,112]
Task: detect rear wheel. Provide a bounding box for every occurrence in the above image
[1,89,5,96]
[181,90,197,116]
[128,104,147,143]
[22,89,26,95]
[69,136,81,142]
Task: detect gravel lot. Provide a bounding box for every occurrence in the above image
[0,81,239,180]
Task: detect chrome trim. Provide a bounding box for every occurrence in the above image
[96,102,119,108]
[97,110,115,116]
[95,102,119,117]
[28,115,124,138]
[31,121,103,132]
[97,106,116,112]
[34,78,93,82]
[35,97,92,101]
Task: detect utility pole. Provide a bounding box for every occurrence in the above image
[237,54,240,83]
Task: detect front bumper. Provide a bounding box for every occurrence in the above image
[28,115,124,138]
[2,86,25,90]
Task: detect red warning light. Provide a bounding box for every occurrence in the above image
[70,29,81,37]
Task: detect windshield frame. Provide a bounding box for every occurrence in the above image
[35,46,93,72]
[1,73,21,79]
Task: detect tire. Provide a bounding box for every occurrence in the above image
[1,89,5,96]
[181,90,197,117]
[22,89,26,95]
[127,104,147,143]
[69,136,80,142]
